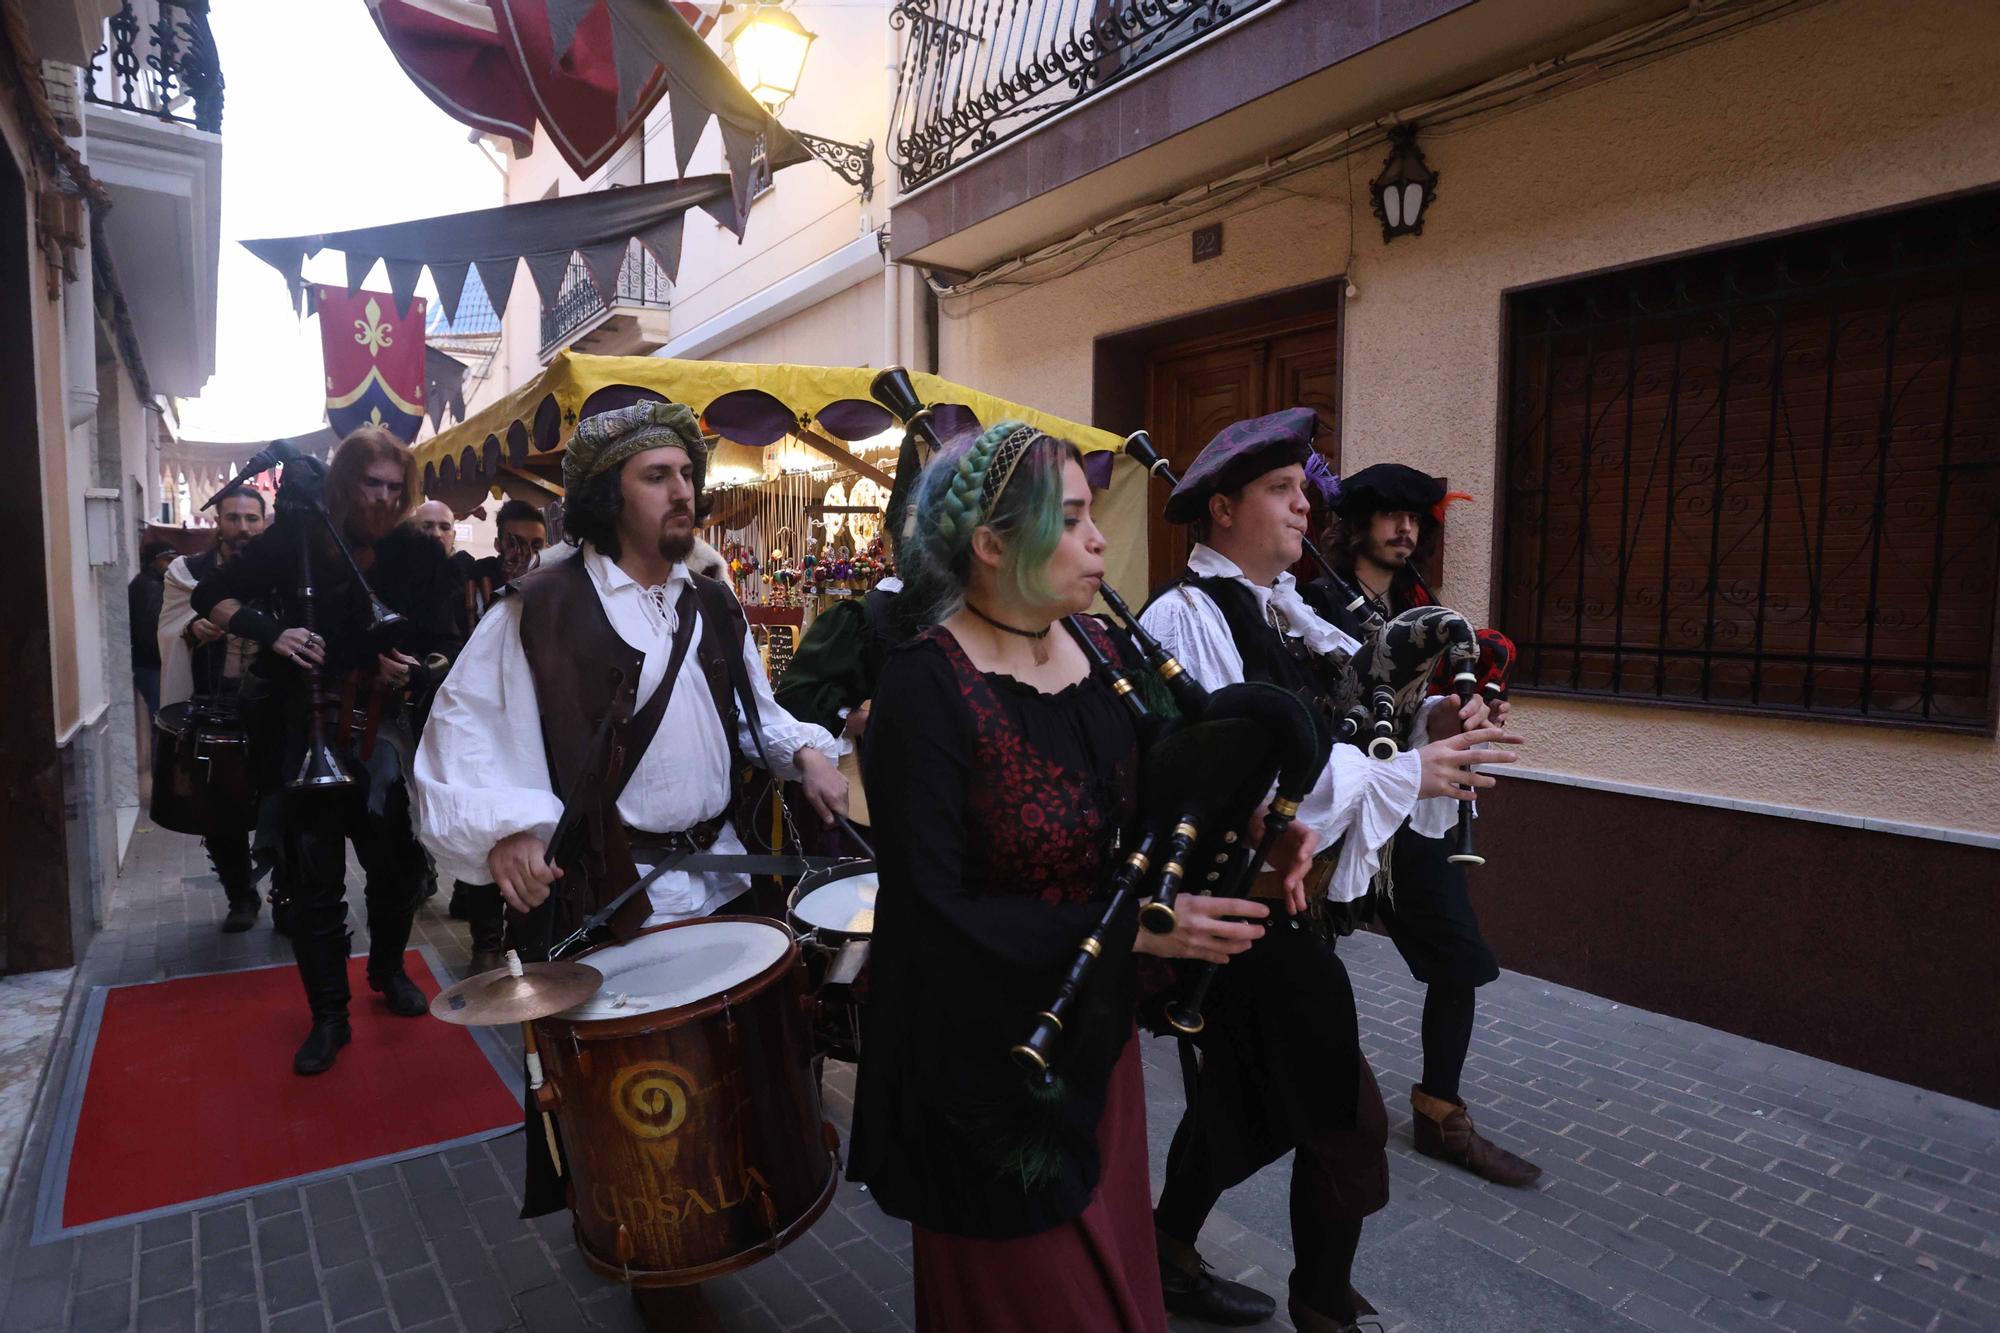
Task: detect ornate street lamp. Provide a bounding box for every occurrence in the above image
[1369,125,1439,242]
[726,4,873,196]
[727,5,816,115]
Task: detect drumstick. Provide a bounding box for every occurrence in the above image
[835,816,875,862]
[510,954,563,1177]
[521,1021,563,1177]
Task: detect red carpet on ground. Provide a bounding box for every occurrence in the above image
[61,951,519,1229]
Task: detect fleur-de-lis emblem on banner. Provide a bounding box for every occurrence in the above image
[355,297,393,357]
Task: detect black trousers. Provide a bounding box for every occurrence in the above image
[203,829,256,906]
[1156,1048,1389,1319]
[456,881,506,953]
[276,780,425,1020]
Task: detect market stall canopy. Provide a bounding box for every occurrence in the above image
[242,174,743,323]
[410,350,1125,512]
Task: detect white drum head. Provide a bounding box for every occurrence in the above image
[561,919,790,1020]
[793,871,879,936]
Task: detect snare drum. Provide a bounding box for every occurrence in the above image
[533,917,837,1286]
[149,700,254,837]
[785,863,877,1064]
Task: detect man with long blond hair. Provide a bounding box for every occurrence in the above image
[194,426,461,1075]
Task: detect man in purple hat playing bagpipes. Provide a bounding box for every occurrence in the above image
[1136,410,1519,1332]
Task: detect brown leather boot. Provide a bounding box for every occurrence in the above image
[1411,1085,1543,1187]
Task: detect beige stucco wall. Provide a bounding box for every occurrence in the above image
[707,271,886,367]
[934,0,2000,834]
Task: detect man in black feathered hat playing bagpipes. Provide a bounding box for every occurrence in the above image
[1137,412,1517,1332]
[1304,463,1542,1190]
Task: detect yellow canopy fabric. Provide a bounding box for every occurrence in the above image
[412,350,1122,504]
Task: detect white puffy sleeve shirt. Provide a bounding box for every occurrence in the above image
[1137,546,1456,905]
[413,546,838,923]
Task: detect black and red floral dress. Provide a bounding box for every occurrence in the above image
[850,622,1164,1332]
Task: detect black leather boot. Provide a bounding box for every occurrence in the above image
[209,835,260,933]
[366,907,427,1017]
[1157,1227,1277,1326]
[293,935,353,1076]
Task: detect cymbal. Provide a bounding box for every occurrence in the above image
[429,957,604,1026]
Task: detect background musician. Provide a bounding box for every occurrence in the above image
[1307,464,1542,1188]
[192,427,460,1075]
[1138,412,1518,1332]
[850,422,1280,1333]
[158,486,271,932]
[440,498,547,974]
[410,402,846,1213]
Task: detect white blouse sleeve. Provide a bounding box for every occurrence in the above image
[1137,584,1245,686]
[412,598,566,886]
[734,627,839,780]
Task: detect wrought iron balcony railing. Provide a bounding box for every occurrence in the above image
[889,0,1281,191]
[85,0,224,134]
[540,242,672,354]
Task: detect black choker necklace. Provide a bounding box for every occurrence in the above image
[966,602,1052,664]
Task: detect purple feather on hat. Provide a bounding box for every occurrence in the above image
[1303,450,1341,507]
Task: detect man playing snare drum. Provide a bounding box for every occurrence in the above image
[411,400,846,1213]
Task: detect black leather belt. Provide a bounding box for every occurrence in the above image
[625,811,728,859]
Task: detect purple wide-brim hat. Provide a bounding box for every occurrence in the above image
[1163,407,1320,524]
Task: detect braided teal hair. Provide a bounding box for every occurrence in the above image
[900,420,1083,626]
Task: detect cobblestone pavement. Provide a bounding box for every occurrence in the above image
[2,818,1996,1332]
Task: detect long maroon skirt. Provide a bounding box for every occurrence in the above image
[910,1033,1166,1333]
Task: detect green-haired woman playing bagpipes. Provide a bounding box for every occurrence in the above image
[847,422,1311,1331]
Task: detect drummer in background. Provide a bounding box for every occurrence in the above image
[158,485,270,932]
[411,401,847,1213]
[849,423,1294,1333]
[441,498,548,973]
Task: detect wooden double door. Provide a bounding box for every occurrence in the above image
[1143,310,1340,592]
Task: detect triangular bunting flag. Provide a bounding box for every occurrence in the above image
[580,239,630,303]
[668,81,708,179]
[722,127,758,234]
[546,0,598,66]
[525,250,575,309]
[345,250,379,294]
[474,257,520,321]
[636,212,686,285]
[430,261,471,327]
[385,258,425,317]
[608,12,656,124]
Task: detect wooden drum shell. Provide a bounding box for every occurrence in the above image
[533,918,838,1287]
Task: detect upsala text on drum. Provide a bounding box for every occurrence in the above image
[531,917,839,1285]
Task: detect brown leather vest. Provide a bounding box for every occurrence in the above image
[513,551,744,941]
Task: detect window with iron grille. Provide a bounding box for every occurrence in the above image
[1500,192,2000,731]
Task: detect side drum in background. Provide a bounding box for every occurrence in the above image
[785,862,876,1064]
[532,917,838,1286]
[149,699,255,836]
